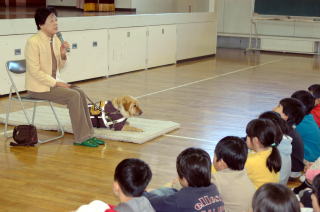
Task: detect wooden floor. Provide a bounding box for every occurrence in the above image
[0,48,319,211]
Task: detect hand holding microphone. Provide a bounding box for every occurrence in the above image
[56,32,70,57]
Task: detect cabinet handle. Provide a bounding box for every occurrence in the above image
[162,29,164,34]
[127,32,130,37]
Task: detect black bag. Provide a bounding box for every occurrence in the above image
[11,125,38,146]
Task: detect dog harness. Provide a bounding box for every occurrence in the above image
[90,101,127,130]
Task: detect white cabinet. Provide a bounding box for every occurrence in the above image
[46,0,77,7]
[108,27,147,75]
[0,34,31,95]
[60,29,108,82]
[147,25,176,68]
[177,22,217,60]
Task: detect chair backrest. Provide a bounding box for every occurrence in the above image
[6,59,26,74]
[6,59,26,96]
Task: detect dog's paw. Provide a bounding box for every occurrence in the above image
[122,125,144,132]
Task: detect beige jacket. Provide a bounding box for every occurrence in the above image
[212,168,256,212]
[25,30,66,92]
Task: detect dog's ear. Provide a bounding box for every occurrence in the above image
[122,96,132,112]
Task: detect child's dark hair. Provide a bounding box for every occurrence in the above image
[279,98,305,126]
[252,183,300,212]
[114,158,152,197]
[312,174,320,206]
[246,119,281,173]
[176,147,211,187]
[34,7,57,30]
[214,136,248,170]
[259,111,290,143]
[291,90,315,114]
[308,84,320,99]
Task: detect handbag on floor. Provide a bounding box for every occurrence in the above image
[11,125,38,146]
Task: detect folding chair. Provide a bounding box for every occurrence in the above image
[3,59,64,144]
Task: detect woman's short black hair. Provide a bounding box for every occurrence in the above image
[176,147,211,187]
[214,136,248,170]
[34,7,57,30]
[279,98,305,126]
[114,158,152,197]
[291,90,315,114]
[252,183,300,212]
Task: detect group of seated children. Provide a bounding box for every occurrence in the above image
[77,84,320,212]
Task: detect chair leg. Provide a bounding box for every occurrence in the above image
[4,94,13,138]
[31,102,37,125]
[37,102,64,144]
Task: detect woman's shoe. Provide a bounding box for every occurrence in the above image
[90,137,105,145]
[74,139,99,147]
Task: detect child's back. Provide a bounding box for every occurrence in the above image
[212,136,255,212]
[259,111,293,185]
[292,90,320,162]
[148,184,223,212]
[146,147,224,212]
[245,119,281,188]
[308,84,320,128]
[212,169,255,212]
[296,114,320,162]
[245,148,279,188]
[114,196,154,212]
[277,135,293,184]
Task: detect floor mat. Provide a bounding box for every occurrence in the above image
[0,106,180,144]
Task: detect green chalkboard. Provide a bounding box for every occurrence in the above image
[254,0,320,17]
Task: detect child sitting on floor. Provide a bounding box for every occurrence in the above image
[252,183,300,212]
[300,170,320,209]
[145,147,225,212]
[212,136,255,212]
[274,97,305,178]
[291,90,320,163]
[308,84,320,128]
[76,158,154,212]
[245,119,282,188]
[259,111,292,185]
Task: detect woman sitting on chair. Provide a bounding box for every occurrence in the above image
[25,7,104,147]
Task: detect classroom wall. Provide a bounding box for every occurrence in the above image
[132,0,174,14]
[174,0,209,13]
[115,0,132,9]
[217,0,320,53]
[115,0,209,13]
[217,0,320,38]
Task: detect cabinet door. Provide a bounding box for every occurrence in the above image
[0,34,30,95]
[80,29,108,79]
[177,22,217,60]
[59,31,84,82]
[147,25,176,68]
[60,29,108,82]
[108,27,147,75]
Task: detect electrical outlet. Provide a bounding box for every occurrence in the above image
[14,49,21,55]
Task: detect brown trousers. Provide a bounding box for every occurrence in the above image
[28,87,93,143]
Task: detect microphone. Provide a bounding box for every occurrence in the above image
[56,32,70,52]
